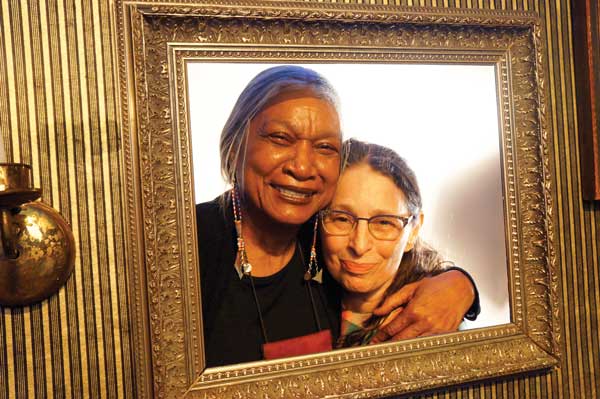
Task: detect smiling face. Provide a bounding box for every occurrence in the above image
[241,90,342,227]
[321,162,421,310]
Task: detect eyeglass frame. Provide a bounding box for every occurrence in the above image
[319,209,414,241]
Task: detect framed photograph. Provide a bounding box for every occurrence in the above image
[116,1,560,397]
[188,62,510,330]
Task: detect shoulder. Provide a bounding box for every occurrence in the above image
[196,197,224,222]
[196,195,236,295]
[196,196,229,242]
[196,195,235,276]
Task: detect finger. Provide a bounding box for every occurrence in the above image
[417,330,443,338]
[391,322,429,341]
[370,329,390,344]
[418,317,461,336]
[373,282,418,316]
[370,312,413,344]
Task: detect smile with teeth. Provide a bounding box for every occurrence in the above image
[272,185,316,199]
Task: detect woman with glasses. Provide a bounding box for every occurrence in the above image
[320,139,457,347]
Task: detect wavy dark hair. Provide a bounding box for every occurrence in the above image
[334,139,452,347]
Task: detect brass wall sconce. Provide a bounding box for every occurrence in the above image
[0,163,75,307]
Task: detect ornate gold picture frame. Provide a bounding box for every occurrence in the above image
[115,1,560,397]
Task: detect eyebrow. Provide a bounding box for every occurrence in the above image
[260,119,295,131]
[330,204,400,217]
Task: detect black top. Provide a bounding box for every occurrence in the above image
[197,198,340,367]
[196,196,480,367]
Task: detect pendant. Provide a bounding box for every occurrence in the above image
[304,271,312,281]
[242,262,252,275]
[312,268,323,283]
[234,262,252,279]
[234,262,244,280]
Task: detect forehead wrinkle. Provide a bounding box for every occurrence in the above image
[255,94,341,145]
[260,116,341,142]
[330,200,405,217]
[333,167,409,217]
[259,118,296,133]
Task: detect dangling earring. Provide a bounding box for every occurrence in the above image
[304,215,319,281]
[231,178,252,279]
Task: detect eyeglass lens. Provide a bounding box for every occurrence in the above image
[321,211,408,240]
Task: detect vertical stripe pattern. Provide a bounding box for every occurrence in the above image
[0,0,598,398]
[0,0,133,398]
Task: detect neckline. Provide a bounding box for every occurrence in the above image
[247,246,301,286]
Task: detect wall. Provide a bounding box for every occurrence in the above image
[0,0,133,397]
[0,0,598,398]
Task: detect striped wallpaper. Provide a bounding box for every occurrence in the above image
[0,0,133,397]
[0,0,598,398]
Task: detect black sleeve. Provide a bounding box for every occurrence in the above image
[445,266,481,321]
[196,196,238,340]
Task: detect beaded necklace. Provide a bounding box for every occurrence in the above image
[230,181,324,348]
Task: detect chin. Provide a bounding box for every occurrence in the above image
[269,193,326,222]
[340,276,372,295]
[272,207,320,226]
[270,213,312,227]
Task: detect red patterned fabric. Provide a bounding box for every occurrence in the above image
[262,329,332,360]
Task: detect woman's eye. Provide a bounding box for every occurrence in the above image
[267,132,291,145]
[332,215,353,224]
[315,143,339,154]
[373,218,398,228]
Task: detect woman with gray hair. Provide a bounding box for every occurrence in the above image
[196,65,478,367]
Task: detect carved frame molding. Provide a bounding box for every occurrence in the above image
[115,1,560,398]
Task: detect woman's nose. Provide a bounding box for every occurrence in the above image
[283,141,317,180]
[348,220,372,256]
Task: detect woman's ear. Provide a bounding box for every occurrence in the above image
[403,212,424,252]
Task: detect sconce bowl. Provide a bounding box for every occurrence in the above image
[0,202,75,306]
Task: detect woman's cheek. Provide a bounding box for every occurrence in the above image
[385,235,411,269]
[319,186,337,209]
[325,257,342,282]
[322,237,344,278]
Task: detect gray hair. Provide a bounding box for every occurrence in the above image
[219,65,341,191]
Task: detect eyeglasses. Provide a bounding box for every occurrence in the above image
[320,209,413,241]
